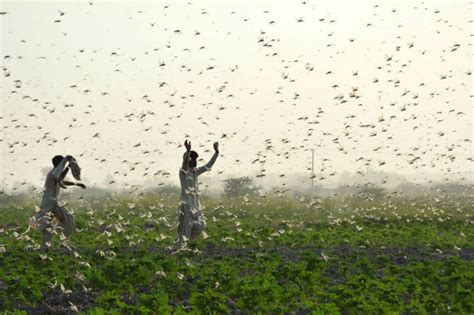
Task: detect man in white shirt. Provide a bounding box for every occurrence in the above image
[34,155,85,252]
[177,140,219,249]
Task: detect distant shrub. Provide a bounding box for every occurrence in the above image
[356,184,386,201]
[223,177,259,199]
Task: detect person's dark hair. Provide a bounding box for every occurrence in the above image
[189,151,199,160]
[188,150,198,168]
[52,155,64,167]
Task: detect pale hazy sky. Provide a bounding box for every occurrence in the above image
[1,0,473,191]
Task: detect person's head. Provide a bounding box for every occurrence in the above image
[189,150,198,168]
[52,155,64,167]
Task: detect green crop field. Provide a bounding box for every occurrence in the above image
[1,0,473,313]
[0,194,473,314]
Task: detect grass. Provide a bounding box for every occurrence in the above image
[0,193,473,313]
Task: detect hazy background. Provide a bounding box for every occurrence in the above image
[1,0,472,195]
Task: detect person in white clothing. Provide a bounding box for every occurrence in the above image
[33,155,85,252]
[177,140,219,249]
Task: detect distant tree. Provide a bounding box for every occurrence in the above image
[395,181,424,196]
[357,184,386,201]
[147,184,179,197]
[223,176,259,199]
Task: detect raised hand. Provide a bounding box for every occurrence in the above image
[213,142,219,154]
[184,140,191,152]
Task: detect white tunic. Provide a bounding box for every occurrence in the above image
[39,157,69,212]
[177,152,218,243]
[35,156,75,237]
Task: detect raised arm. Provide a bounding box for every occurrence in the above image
[181,140,191,171]
[57,158,86,189]
[195,142,219,176]
[58,167,70,189]
[51,155,71,179]
[60,167,70,181]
